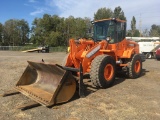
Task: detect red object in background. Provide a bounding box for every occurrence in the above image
[156,48,160,60]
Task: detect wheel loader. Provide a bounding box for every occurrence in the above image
[2,18,145,108]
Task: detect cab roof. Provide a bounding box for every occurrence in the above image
[94,18,126,23]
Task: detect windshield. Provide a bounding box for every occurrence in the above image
[93,19,126,43]
[93,20,114,41]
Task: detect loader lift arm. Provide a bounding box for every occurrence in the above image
[56,63,85,98]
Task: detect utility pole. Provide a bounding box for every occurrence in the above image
[139,14,142,37]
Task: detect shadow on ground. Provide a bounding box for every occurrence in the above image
[64,68,149,107]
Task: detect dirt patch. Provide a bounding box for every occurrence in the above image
[0,51,160,120]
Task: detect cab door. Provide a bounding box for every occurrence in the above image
[115,21,126,57]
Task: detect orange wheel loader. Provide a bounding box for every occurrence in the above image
[2,18,145,108]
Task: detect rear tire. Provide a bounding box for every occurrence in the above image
[128,54,142,78]
[90,55,116,88]
[146,53,152,59]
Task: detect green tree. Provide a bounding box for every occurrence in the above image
[17,19,30,45]
[46,31,62,46]
[94,7,113,20]
[0,23,3,45]
[31,14,65,46]
[113,6,126,20]
[63,16,91,46]
[133,29,140,37]
[149,24,160,37]
[127,29,140,37]
[126,30,132,37]
[30,14,93,47]
[131,16,136,36]
[3,19,15,45]
[30,18,44,45]
[142,29,149,37]
[3,19,29,46]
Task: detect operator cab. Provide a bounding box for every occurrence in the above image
[93,18,126,43]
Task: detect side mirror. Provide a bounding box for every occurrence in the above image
[106,36,111,42]
[91,21,94,25]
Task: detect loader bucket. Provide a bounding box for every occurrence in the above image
[15,61,76,107]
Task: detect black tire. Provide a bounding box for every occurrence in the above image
[156,58,160,61]
[90,55,116,88]
[128,54,142,78]
[145,53,152,59]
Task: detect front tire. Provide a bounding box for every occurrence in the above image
[90,55,116,88]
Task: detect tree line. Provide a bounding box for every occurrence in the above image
[0,19,29,46]
[0,6,160,46]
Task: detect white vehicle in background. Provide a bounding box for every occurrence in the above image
[138,41,160,58]
[126,37,160,59]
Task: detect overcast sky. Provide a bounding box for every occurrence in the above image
[0,0,159,30]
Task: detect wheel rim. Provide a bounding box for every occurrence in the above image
[104,64,114,81]
[134,60,141,73]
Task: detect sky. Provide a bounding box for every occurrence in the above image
[0,0,160,31]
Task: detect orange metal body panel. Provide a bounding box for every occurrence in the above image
[65,38,139,75]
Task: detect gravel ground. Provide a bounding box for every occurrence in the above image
[0,51,160,120]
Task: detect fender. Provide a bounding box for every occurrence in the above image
[122,48,135,58]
